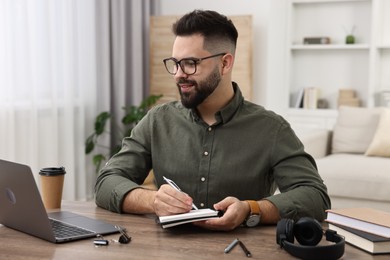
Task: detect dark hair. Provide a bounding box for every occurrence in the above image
[172,10,238,54]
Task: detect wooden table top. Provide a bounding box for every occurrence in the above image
[0,201,388,260]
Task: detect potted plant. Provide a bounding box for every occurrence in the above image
[344,25,356,44]
[85,95,162,174]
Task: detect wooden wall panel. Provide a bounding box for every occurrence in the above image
[149,15,253,103]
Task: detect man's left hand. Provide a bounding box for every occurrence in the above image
[193,196,250,231]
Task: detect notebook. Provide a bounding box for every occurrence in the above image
[0,159,119,243]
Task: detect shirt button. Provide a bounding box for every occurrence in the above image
[208,127,212,131]
[201,177,206,182]
[200,203,205,207]
[203,151,209,156]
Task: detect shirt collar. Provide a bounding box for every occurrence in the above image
[190,82,243,125]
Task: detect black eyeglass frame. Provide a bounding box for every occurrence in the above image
[163,52,227,75]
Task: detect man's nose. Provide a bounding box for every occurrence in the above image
[174,65,188,79]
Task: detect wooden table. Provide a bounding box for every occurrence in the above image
[0,201,388,259]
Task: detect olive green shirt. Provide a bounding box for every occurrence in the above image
[95,83,330,221]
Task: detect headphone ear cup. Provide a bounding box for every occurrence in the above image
[276,219,295,245]
[294,217,323,246]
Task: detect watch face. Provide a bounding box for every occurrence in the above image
[246,215,260,227]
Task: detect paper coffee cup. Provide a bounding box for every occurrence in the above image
[39,167,66,210]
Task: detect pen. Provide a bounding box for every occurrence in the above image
[163,176,199,210]
[224,238,240,254]
[239,240,252,257]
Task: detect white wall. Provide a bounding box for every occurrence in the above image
[154,0,288,115]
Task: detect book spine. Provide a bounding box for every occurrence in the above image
[303,87,318,109]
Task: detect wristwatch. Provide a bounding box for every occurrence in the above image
[244,200,261,227]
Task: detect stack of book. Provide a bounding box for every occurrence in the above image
[326,208,390,254]
[337,89,360,107]
[293,87,319,109]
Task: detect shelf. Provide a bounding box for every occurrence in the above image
[291,0,369,3]
[377,45,390,50]
[290,44,370,50]
[285,0,388,130]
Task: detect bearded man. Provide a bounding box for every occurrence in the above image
[95,10,330,231]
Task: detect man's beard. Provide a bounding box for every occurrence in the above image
[177,66,221,109]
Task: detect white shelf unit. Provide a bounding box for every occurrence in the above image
[290,44,370,50]
[285,0,390,130]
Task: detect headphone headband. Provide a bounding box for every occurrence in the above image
[277,218,345,260]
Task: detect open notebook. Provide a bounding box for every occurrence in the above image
[157,209,223,228]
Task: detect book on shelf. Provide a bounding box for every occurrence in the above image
[293,88,305,108]
[328,223,390,254]
[326,208,390,238]
[303,87,319,109]
[157,208,223,229]
[303,36,331,45]
[337,89,360,107]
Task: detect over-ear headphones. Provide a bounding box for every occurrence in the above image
[276,217,345,260]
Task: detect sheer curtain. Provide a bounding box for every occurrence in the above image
[0,0,98,200]
[0,0,153,201]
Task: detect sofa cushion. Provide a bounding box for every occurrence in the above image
[365,108,390,157]
[316,154,390,202]
[332,106,382,154]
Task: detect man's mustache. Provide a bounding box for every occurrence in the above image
[177,78,197,85]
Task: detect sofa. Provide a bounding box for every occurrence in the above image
[298,106,390,211]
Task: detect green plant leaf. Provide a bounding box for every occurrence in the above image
[85,94,162,174]
[85,134,96,154]
[140,94,163,109]
[122,106,139,125]
[93,154,106,173]
[95,112,111,135]
[93,154,105,165]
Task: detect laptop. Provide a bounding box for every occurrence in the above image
[0,159,119,243]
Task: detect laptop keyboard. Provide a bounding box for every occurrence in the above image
[50,218,94,239]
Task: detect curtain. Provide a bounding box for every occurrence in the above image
[95,0,153,146]
[0,0,153,201]
[0,0,98,201]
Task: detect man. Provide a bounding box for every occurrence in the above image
[95,10,330,231]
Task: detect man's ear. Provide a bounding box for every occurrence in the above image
[221,53,234,74]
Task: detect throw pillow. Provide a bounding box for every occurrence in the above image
[365,108,390,157]
[332,106,382,154]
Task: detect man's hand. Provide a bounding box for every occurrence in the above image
[193,197,250,231]
[153,184,194,216]
[193,197,280,231]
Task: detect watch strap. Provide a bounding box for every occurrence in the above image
[245,200,260,215]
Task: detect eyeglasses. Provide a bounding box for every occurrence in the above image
[163,53,226,75]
